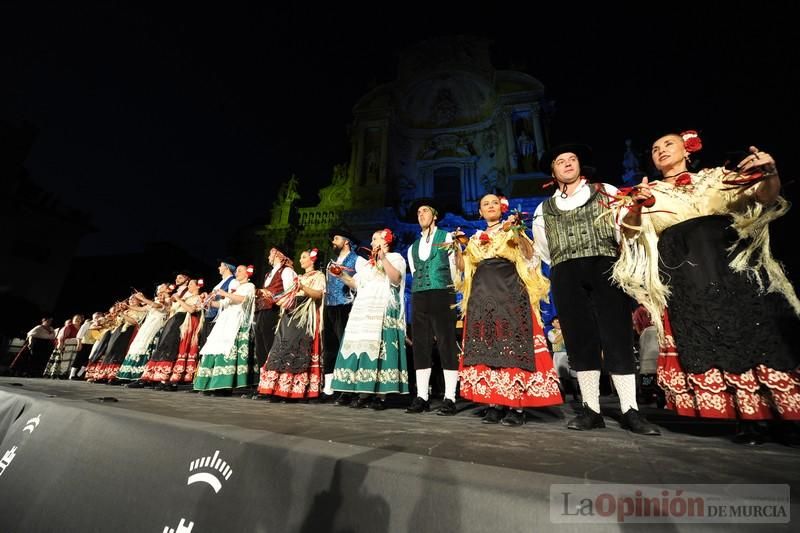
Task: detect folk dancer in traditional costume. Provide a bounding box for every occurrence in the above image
[199,260,238,348]
[321,228,365,404]
[258,248,326,400]
[331,229,410,409]
[455,194,562,426]
[246,248,296,399]
[617,130,799,444]
[194,265,257,394]
[118,285,171,385]
[404,198,460,416]
[532,144,660,435]
[70,312,104,380]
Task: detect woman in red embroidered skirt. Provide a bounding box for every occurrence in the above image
[618,130,800,444]
[454,193,562,426]
[258,249,325,399]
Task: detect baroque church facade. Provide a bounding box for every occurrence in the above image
[259,36,556,263]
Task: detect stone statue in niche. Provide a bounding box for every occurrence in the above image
[366,149,379,179]
[397,174,417,217]
[514,128,536,173]
[621,139,642,185]
[275,174,300,206]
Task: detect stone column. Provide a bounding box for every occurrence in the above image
[502,110,516,175]
[532,103,546,161]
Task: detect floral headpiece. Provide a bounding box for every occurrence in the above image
[381,228,394,244]
[246,265,255,278]
[499,196,510,213]
[681,130,703,153]
[196,279,204,288]
[308,248,319,263]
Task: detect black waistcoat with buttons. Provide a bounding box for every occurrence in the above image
[542,185,618,267]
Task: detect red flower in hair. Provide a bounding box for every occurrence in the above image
[246,265,255,278]
[499,196,510,213]
[381,228,393,244]
[197,278,205,288]
[309,248,319,262]
[681,130,702,153]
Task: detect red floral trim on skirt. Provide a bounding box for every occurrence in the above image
[257,331,321,399]
[142,315,201,383]
[459,312,562,408]
[657,310,800,420]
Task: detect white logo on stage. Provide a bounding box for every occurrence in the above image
[0,446,18,477]
[162,518,194,533]
[187,450,232,493]
[23,414,42,434]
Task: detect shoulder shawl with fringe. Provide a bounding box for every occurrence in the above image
[457,227,549,324]
[610,166,799,340]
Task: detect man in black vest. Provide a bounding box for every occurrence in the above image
[532,144,659,435]
[247,247,296,400]
[404,198,460,416]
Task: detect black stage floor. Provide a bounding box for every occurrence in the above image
[1,377,798,532]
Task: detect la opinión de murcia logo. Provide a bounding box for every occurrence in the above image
[187,450,233,493]
[162,518,194,533]
[0,446,18,477]
[23,414,42,434]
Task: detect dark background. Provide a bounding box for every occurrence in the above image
[2,2,798,319]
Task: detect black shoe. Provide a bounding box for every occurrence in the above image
[369,397,386,410]
[436,399,457,416]
[268,395,282,403]
[350,396,371,409]
[405,396,430,414]
[567,404,606,430]
[501,409,525,426]
[733,421,767,446]
[335,393,353,406]
[482,407,504,424]
[125,381,146,389]
[620,408,661,435]
[316,393,335,404]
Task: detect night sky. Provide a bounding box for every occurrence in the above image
[3,3,798,269]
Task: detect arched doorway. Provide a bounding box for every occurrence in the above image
[433,166,462,215]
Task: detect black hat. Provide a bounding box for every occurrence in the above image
[328,227,357,245]
[216,257,238,272]
[539,143,593,174]
[406,197,443,223]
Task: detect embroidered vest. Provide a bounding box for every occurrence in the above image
[205,275,235,320]
[266,265,287,294]
[542,185,618,267]
[411,229,451,292]
[325,251,358,306]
